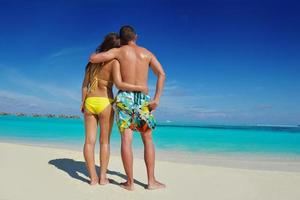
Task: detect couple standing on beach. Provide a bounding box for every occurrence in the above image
[81,25,166,190]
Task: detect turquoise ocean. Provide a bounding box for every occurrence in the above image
[1,115,300,158]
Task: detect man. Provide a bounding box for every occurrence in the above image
[89,25,166,190]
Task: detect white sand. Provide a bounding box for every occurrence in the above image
[1,142,300,200]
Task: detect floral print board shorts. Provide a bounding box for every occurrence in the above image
[114,91,156,133]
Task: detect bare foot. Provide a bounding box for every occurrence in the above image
[99,177,109,185]
[89,178,99,186]
[120,181,134,191]
[148,180,166,190]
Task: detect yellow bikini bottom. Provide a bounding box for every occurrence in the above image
[84,97,114,115]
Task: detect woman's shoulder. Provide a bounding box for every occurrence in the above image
[101,59,119,73]
[108,59,120,66]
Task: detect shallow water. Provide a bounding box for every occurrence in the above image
[1,115,300,157]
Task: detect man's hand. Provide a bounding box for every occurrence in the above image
[148,99,159,111]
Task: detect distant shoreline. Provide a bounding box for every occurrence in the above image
[0,112,80,119]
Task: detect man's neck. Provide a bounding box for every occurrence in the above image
[127,41,136,46]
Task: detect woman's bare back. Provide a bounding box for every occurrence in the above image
[84,60,115,99]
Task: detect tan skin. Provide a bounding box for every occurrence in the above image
[81,59,147,185]
[90,37,166,190]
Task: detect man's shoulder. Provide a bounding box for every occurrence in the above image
[137,45,150,52]
[136,46,154,59]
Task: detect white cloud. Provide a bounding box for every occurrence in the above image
[0,89,77,114]
[147,80,238,121]
[255,104,273,110]
[46,45,92,60]
[1,67,80,102]
[0,66,80,114]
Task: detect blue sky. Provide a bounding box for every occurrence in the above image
[0,0,300,125]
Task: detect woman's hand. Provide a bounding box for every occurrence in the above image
[80,102,85,113]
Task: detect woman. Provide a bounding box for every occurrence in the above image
[81,33,147,185]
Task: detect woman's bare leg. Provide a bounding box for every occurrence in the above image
[83,111,98,185]
[98,105,114,185]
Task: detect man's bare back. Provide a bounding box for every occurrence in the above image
[114,44,151,87]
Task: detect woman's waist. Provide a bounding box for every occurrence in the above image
[86,91,113,99]
[85,96,114,100]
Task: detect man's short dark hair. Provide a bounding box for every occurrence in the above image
[119,25,136,44]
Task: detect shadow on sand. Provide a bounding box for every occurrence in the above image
[48,158,147,188]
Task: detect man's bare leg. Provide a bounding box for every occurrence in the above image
[141,128,166,190]
[120,128,134,191]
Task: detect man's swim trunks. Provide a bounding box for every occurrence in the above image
[114,91,156,133]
